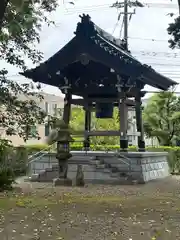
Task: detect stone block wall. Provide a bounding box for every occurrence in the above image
[117,152,170,182]
[29,151,170,184]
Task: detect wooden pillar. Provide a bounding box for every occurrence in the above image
[83,106,91,150]
[135,93,145,152]
[63,92,71,124]
[119,97,128,151]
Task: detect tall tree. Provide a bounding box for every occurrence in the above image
[0,0,59,141]
[0,0,9,31]
[165,0,180,48]
[168,16,180,49]
[143,92,180,146]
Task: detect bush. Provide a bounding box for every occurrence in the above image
[0,168,15,191]
[24,144,52,155]
[0,140,15,191]
[13,146,29,176]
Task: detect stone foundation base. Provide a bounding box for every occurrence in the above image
[53,178,72,186]
[29,151,170,185]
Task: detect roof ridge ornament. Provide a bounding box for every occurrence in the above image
[74,14,97,37]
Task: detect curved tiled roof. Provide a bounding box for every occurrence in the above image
[21,14,177,91]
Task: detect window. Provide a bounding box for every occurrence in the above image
[52,103,58,116]
[45,124,50,137]
[59,108,63,117]
[128,135,132,142]
[45,102,49,114]
[30,125,37,138]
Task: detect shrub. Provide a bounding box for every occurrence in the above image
[0,140,15,191]
[24,144,52,154]
[13,146,29,176]
[0,168,15,191]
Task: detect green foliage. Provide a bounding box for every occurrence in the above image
[70,107,120,145]
[168,16,180,49]
[0,0,59,141]
[143,92,180,146]
[13,146,28,176]
[0,139,15,191]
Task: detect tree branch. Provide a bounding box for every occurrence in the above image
[168,122,175,144]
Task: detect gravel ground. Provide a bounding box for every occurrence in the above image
[0,176,180,239]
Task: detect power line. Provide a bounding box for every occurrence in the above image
[133,51,180,58]
[129,36,168,42]
[46,2,179,19]
[59,2,178,15]
[50,23,178,54]
[134,55,180,61]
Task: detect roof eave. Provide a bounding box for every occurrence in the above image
[142,66,178,90]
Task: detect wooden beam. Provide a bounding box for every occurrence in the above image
[72,130,140,137]
[70,98,135,106]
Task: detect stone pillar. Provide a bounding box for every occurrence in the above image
[135,93,145,152]
[62,92,71,162]
[53,92,73,187]
[63,92,71,124]
[83,106,91,150]
[119,97,128,151]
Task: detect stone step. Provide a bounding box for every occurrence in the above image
[30,174,39,182]
[110,163,130,168]
[89,160,104,165]
[103,168,111,173]
[95,164,106,169]
[110,172,130,178]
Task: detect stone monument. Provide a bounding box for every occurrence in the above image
[46,119,74,186]
[75,164,85,187]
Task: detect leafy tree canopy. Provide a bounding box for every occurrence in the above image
[70,107,121,145]
[167,0,180,48]
[0,0,59,141]
[168,17,180,49]
[143,92,180,146]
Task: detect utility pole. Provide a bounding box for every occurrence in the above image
[121,0,136,50]
[115,0,143,50]
[123,0,128,50]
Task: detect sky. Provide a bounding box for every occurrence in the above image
[2,0,180,98]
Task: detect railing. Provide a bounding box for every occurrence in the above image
[28,145,53,162]
[103,149,132,174]
[26,143,132,177]
[27,145,54,175]
[117,153,132,174]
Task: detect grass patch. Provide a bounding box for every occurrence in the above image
[1,180,180,240]
[0,190,179,213]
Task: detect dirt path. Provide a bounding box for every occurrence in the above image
[1,176,180,240]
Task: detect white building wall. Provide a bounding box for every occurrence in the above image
[2,92,64,146]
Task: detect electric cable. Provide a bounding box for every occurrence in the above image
[58,2,178,16]
[36,2,179,20]
[119,16,124,38]
[129,36,170,42]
